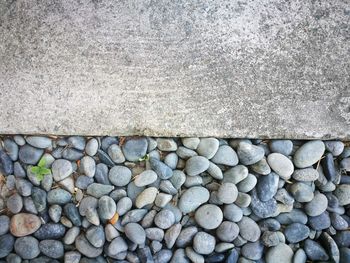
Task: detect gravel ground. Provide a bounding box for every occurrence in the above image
[0,136,349,263]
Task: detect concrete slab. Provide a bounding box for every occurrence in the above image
[0,0,349,139]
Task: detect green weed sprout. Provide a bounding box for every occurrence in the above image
[31,157,51,181]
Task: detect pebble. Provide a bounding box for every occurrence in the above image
[267,153,294,180]
[176,146,198,159]
[64,203,81,226]
[289,182,314,202]
[124,223,146,245]
[207,161,223,180]
[109,165,132,186]
[67,136,86,151]
[13,162,25,177]
[223,165,248,184]
[170,170,186,189]
[7,193,23,213]
[265,243,293,263]
[0,215,10,235]
[251,157,271,175]
[182,137,200,150]
[178,186,210,214]
[325,140,344,156]
[242,242,264,261]
[121,209,148,225]
[197,138,219,159]
[136,187,158,208]
[94,163,110,185]
[62,148,84,161]
[276,209,308,225]
[122,137,148,161]
[269,140,293,156]
[256,172,279,201]
[164,223,182,249]
[261,231,280,247]
[154,210,175,229]
[340,248,350,263]
[134,170,158,187]
[293,140,325,168]
[304,192,328,216]
[160,180,177,195]
[14,236,40,259]
[217,183,238,203]
[98,196,116,220]
[10,213,41,237]
[97,149,115,167]
[47,188,72,204]
[193,232,216,255]
[64,226,80,245]
[26,136,52,149]
[211,145,238,166]
[185,247,204,263]
[226,249,239,263]
[157,138,178,151]
[86,225,105,248]
[75,234,103,258]
[80,156,96,177]
[250,190,277,218]
[304,239,329,261]
[216,221,239,242]
[330,213,349,230]
[195,204,223,229]
[176,226,198,248]
[4,139,18,161]
[34,223,66,240]
[237,173,257,193]
[107,236,128,256]
[237,217,261,242]
[86,183,114,198]
[146,227,164,241]
[85,138,99,156]
[18,145,44,165]
[334,184,350,205]
[39,240,64,259]
[64,251,81,263]
[223,204,243,222]
[292,168,319,181]
[116,196,132,216]
[52,159,73,181]
[237,142,265,165]
[0,234,14,258]
[155,193,173,207]
[284,223,310,243]
[308,212,331,230]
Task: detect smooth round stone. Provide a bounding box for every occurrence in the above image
[269,140,293,156]
[76,175,94,189]
[185,247,204,263]
[13,135,25,145]
[217,183,238,204]
[6,253,21,263]
[170,248,189,263]
[156,138,178,151]
[178,186,210,214]
[193,232,216,255]
[107,144,125,164]
[238,217,261,242]
[79,196,98,216]
[67,136,86,150]
[100,136,118,152]
[0,215,10,235]
[0,234,14,258]
[242,242,264,261]
[64,226,80,245]
[182,137,200,150]
[265,243,293,263]
[164,223,182,249]
[149,157,173,179]
[16,179,32,198]
[13,162,25,177]
[26,136,52,149]
[122,137,148,162]
[14,236,40,259]
[308,212,331,230]
[39,240,64,259]
[176,146,198,159]
[159,180,177,195]
[325,141,344,156]
[197,138,219,159]
[292,168,319,181]
[52,159,73,181]
[64,251,81,263]
[237,174,257,193]
[207,162,223,180]
[154,210,175,229]
[223,165,249,184]
[210,145,238,166]
[155,193,173,208]
[276,209,308,225]
[250,190,277,218]
[135,187,158,208]
[4,139,18,161]
[145,228,164,241]
[256,172,279,202]
[334,184,350,206]
[41,173,53,192]
[125,223,146,245]
[47,188,72,205]
[10,213,41,237]
[251,157,271,175]
[75,234,103,258]
[293,140,325,168]
[98,196,116,220]
[330,213,349,230]
[290,182,314,202]
[18,145,44,165]
[304,239,329,261]
[116,197,132,216]
[293,248,307,263]
[176,226,198,248]
[134,170,158,187]
[85,138,99,156]
[267,153,294,180]
[62,148,84,161]
[215,243,234,253]
[7,193,23,213]
[31,187,47,213]
[164,152,178,169]
[34,223,66,240]
[305,193,328,216]
[195,204,223,230]
[86,225,105,248]
[170,170,186,189]
[235,192,252,208]
[109,166,132,186]
[87,183,114,198]
[284,223,310,243]
[216,221,239,242]
[237,142,265,165]
[223,204,243,222]
[80,156,96,177]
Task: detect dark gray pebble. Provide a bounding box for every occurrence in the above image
[34,223,66,240]
[64,203,82,226]
[39,240,64,259]
[0,150,14,175]
[0,234,15,258]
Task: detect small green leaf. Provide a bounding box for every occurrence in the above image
[36,173,45,182]
[38,157,47,168]
[31,166,40,174]
[40,167,51,175]
[138,154,150,162]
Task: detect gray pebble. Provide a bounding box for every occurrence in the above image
[14,135,26,146]
[293,248,307,263]
[217,183,238,204]
[145,227,164,241]
[265,243,293,263]
[292,168,319,181]
[304,239,329,261]
[108,144,125,164]
[157,138,178,151]
[276,209,308,225]
[76,175,94,189]
[184,175,202,187]
[109,165,132,186]
[256,172,279,202]
[164,152,178,169]
[210,145,238,166]
[207,161,223,180]
[94,163,110,185]
[86,183,114,198]
[62,148,84,161]
[63,226,80,245]
[150,157,173,179]
[334,184,350,206]
[107,236,128,256]
[195,204,223,229]
[16,178,33,197]
[47,188,72,205]
[34,223,66,240]
[86,225,105,248]
[31,187,47,212]
[325,141,344,156]
[250,190,277,218]
[284,223,310,243]
[18,145,44,165]
[155,193,173,208]
[52,159,73,181]
[7,193,23,213]
[75,234,103,258]
[98,196,116,220]
[238,217,261,242]
[39,240,64,259]
[4,139,18,161]
[134,170,158,187]
[122,137,148,162]
[124,223,146,245]
[242,241,264,261]
[135,187,158,208]
[26,136,52,149]
[185,247,204,263]
[80,156,96,177]
[176,146,198,159]
[223,204,243,222]
[267,153,294,180]
[237,142,265,165]
[85,138,99,156]
[193,232,216,255]
[182,138,200,150]
[304,192,328,216]
[293,140,325,168]
[223,165,248,184]
[216,221,239,242]
[64,251,81,263]
[0,215,10,235]
[308,212,331,230]
[250,157,271,175]
[237,173,257,193]
[164,223,182,249]
[154,210,175,229]
[170,170,186,189]
[67,136,86,151]
[290,182,314,202]
[14,236,40,259]
[116,197,132,216]
[178,186,210,214]
[176,226,198,248]
[121,209,148,225]
[269,140,293,156]
[185,156,209,176]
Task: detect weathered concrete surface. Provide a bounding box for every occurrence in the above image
[0,0,349,139]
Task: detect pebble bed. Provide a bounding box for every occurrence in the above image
[0,136,349,263]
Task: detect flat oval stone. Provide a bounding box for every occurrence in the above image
[242,242,264,261]
[108,144,125,164]
[305,193,328,216]
[193,232,216,255]
[135,170,158,187]
[237,217,261,242]
[325,141,344,156]
[185,247,204,263]
[116,197,132,216]
[47,188,72,204]
[0,150,14,175]
[14,236,40,259]
[223,204,243,222]
[154,210,175,229]
[195,204,223,230]
[217,183,238,204]
[109,166,132,186]
[0,215,10,235]
[7,193,23,214]
[176,226,198,248]
[31,187,47,213]
[75,234,103,258]
[34,223,66,240]
[125,223,146,245]
[185,156,209,176]
[276,209,308,225]
[182,137,200,150]
[79,196,98,216]
[108,236,128,256]
[237,142,265,165]
[52,159,73,181]
[265,243,293,263]
[304,239,329,261]
[334,184,350,206]
[256,172,279,202]
[170,170,186,189]
[321,153,336,181]
[39,240,64,259]
[197,138,219,159]
[64,203,81,226]
[164,152,178,169]
[207,162,223,180]
[86,225,105,248]
[135,187,158,208]
[267,153,294,180]
[26,136,52,149]
[216,221,239,242]
[18,145,44,165]
[80,156,96,177]
[85,138,99,156]
[237,173,257,193]
[98,196,116,220]
[145,227,164,241]
[290,182,314,202]
[178,186,210,214]
[122,137,148,162]
[156,138,178,151]
[63,226,80,245]
[308,212,331,230]
[223,165,248,184]
[250,190,277,218]
[293,140,325,168]
[10,213,41,237]
[4,138,19,161]
[292,168,319,181]
[86,183,114,198]
[269,140,293,156]
[0,234,15,258]
[210,145,238,166]
[284,223,310,243]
